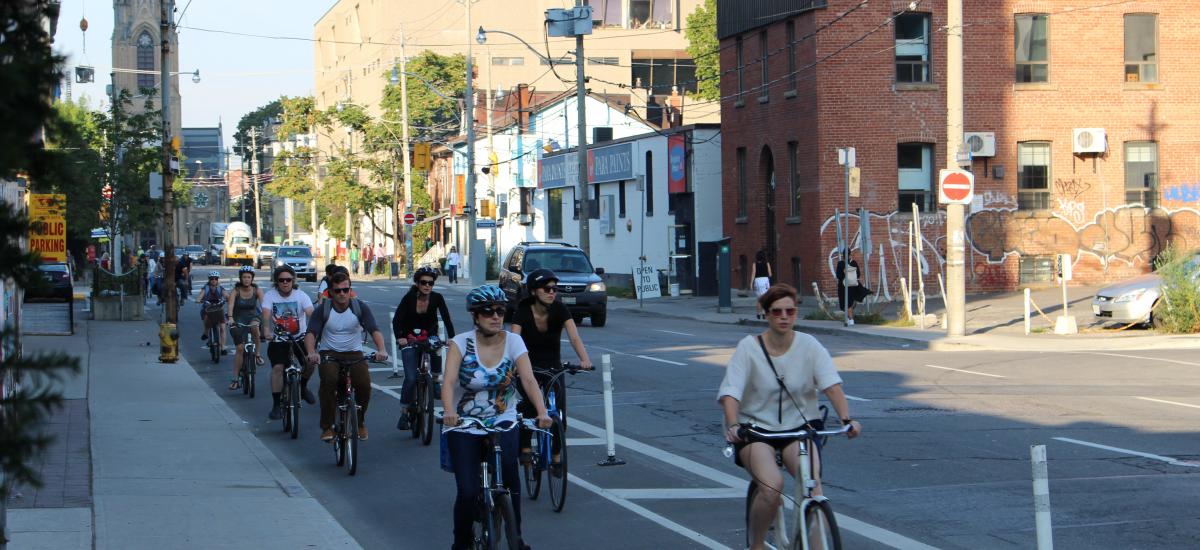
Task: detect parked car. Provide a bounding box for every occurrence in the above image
[25,262,73,302]
[1092,251,1200,327]
[184,244,206,265]
[273,246,318,282]
[255,244,279,269]
[499,241,607,327]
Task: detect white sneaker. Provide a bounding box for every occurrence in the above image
[847,319,855,326]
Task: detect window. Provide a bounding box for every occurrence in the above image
[1019,256,1055,284]
[1124,14,1157,83]
[1018,142,1051,210]
[548,188,564,238]
[895,13,931,83]
[759,31,769,100]
[618,181,627,218]
[1125,141,1158,207]
[737,147,747,218]
[1015,14,1049,83]
[645,151,654,216]
[592,184,601,219]
[491,57,524,66]
[898,143,934,212]
[540,55,574,66]
[136,31,156,90]
[736,37,745,101]
[588,57,620,65]
[588,0,624,27]
[630,56,697,94]
[629,0,672,29]
[788,141,800,217]
[786,20,797,92]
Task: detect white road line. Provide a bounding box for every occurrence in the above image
[566,475,731,550]
[1072,352,1200,367]
[608,488,743,500]
[370,383,403,400]
[368,367,394,373]
[923,364,1006,379]
[635,355,687,366]
[1053,437,1200,468]
[1134,396,1200,410]
[566,437,607,446]
[655,329,695,337]
[845,394,871,402]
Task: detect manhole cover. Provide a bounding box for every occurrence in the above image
[884,406,955,416]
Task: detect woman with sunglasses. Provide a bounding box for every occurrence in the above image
[392,266,456,430]
[718,283,863,550]
[442,284,551,550]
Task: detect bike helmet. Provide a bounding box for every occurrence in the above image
[272,265,296,282]
[413,266,438,282]
[238,265,255,275]
[465,284,507,312]
[525,268,558,291]
[207,270,220,279]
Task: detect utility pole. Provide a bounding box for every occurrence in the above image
[945,0,966,337]
[250,127,262,243]
[574,0,591,255]
[160,0,178,328]
[399,26,414,277]
[462,0,483,283]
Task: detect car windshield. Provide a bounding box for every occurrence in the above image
[260,245,278,252]
[231,237,251,244]
[39,264,68,273]
[525,250,593,273]
[276,247,311,258]
[185,245,203,251]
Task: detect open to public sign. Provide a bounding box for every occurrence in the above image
[938,169,974,205]
[403,212,416,226]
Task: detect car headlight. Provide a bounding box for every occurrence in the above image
[308,261,316,268]
[588,281,606,292]
[274,259,284,267]
[1114,288,1156,303]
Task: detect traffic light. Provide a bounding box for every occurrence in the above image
[412,143,430,171]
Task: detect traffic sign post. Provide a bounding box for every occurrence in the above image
[938,169,974,205]
[403,212,416,226]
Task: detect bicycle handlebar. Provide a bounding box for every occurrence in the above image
[436,414,552,435]
[533,362,588,376]
[722,423,854,459]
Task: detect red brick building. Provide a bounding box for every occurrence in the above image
[718,0,1200,296]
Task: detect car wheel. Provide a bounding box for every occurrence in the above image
[591,310,606,327]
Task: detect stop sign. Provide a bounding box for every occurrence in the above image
[939,169,974,205]
[403,212,416,225]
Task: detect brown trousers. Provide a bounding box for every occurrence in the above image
[318,351,371,430]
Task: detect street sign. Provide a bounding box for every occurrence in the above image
[849,167,861,198]
[461,205,473,215]
[938,169,974,204]
[476,219,497,229]
[403,212,416,226]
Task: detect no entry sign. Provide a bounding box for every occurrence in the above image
[939,169,974,205]
[403,212,416,225]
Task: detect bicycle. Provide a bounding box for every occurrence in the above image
[231,321,260,400]
[321,353,367,475]
[522,362,585,512]
[443,415,549,550]
[203,300,226,364]
[400,331,444,446]
[277,332,307,438]
[723,419,854,550]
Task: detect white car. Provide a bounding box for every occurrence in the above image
[1092,252,1200,326]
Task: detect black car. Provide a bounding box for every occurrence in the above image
[499,242,607,327]
[26,262,73,302]
[184,244,207,265]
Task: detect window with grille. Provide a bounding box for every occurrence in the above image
[1125,142,1157,207]
[1124,14,1157,83]
[895,13,931,83]
[136,31,156,90]
[630,56,696,94]
[1015,14,1049,83]
[1018,142,1051,210]
[898,143,934,212]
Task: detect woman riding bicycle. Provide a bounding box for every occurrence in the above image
[196,271,228,355]
[392,266,456,430]
[227,266,264,390]
[510,268,593,462]
[442,285,551,550]
[718,283,862,550]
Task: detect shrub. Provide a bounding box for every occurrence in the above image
[1151,246,1200,333]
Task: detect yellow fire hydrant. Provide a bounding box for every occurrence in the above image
[159,322,179,363]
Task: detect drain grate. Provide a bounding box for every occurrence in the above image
[884,406,955,416]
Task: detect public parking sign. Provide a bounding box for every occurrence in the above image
[938,169,974,205]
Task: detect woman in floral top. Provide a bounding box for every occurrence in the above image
[441,285,551,550]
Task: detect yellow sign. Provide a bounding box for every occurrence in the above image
[412,142,431,171]
[29,194,67,262]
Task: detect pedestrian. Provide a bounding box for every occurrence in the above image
[363,243,374,273]
[836,248,872,326]
[445,246,461,284]
[374,244,385,274]
[750,249,773,319]
[349,244,360,275]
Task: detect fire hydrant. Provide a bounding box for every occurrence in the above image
[159,322,179,363]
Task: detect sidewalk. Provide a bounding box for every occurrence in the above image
[608,285,1200,352]
[8,312,362,549]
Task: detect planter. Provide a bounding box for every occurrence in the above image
[92,294,144,321]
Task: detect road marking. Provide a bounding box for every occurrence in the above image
[1053,437,1200,468]
[635,355,687,366]
[370,383,403,401]
[845,394,871,402]
[1134,396,1200,410]
[566,437,607,446]
[607,488,743,500]
[1072,352,1200,367]
[923,364,1005,378]
[368,367,394,373]
[655,329,695,337]
[375,385,403,391]
[566,475,731,550]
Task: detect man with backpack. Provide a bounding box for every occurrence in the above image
[304,270,388,442]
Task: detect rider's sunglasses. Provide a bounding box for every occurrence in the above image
[539,286,558,293]
[276,277,294,283]
[476,306,506,318]
[769,307,797,317]
[330,287,352,294]
[417,279,435,286]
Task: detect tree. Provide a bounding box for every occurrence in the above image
[233,99,282,157]
[377,51,467,144]
[685,0,719,101]
[41,99,106,255]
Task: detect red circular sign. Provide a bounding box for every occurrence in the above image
[403,212,416,225]
[941,172,972,201]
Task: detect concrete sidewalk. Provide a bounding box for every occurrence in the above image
[609,285,1200,352]
[9,313,361,549]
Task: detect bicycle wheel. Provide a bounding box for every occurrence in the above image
[474,497,496,550]
[420,373,435,446]
[547,417,568,512]
[410,376,424,439]
[334,405,346,467]
[288,375,300,439]
[523,429,543,500]
[345,395,359,476]
[796,500,842,550]
[492,492,522,550]
[281,379,292,434]
[746,481,792,549]
[209,326,219,363]
[246,352,256,399]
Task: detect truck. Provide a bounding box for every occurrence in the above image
[221,221,255,266]
[210,222,229,262]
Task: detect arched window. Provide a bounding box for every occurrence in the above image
[136,31,156,90]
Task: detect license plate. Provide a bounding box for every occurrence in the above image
[562,296,576,305]
[1092,305,1101,316]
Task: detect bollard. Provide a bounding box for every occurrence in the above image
[597,354,625,466]
[1024,288,1032,335]
[389,328,401,378]
[1031,444,1054,550]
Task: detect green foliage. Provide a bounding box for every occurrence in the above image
[42,99,106,248]
[1151,246,1200,333]
[0,2,63,182]
[379,51,466,143]
[234,99,282,156]
[684,0,720,101]
[106,90,170,234]
[277,96,326,139]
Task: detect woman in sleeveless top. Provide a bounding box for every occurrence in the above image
[227,267,265,390]
[750,250,773,319]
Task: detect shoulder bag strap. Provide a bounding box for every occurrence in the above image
[756,336,786,424]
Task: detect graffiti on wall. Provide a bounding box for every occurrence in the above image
[1164,184,1200,204]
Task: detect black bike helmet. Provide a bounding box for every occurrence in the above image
[413,266,438,282]
[525,268,559,291]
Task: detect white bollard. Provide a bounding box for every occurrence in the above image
[1024,288,1032,335]
[1031,444,1054,550]
[389,312,401,378]
[598,353,625,466]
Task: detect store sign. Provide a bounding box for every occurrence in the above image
[28,194,67,262]
[668,134,686,193]
[538,152,577,189]
[587,142,633,183]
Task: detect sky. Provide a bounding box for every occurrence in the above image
[54,0,333,153]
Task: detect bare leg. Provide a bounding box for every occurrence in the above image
[741,442,785,550]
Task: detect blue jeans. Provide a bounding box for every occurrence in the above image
[399,347,441,406]
[447,265,458,283]
[446,427,522,547]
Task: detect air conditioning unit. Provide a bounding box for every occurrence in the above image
[1073,128,1107,154]
[964,132,995,157]
[517,213,533,225]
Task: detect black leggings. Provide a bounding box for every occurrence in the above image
[447,428,522,547]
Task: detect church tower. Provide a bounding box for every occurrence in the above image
[111,0,182,138]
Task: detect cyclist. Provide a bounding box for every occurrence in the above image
[227,265,264,390]
[304,270,388,442]
[315,263,339,303]
[391,266,456,430]
[195,271,228,355]
[718,283,862,550]
[510,268,593,462]
[442,285,551,550]
[262,265,316,421]
[174,252,193,303]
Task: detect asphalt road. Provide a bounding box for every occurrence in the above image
[174,266,1200,549]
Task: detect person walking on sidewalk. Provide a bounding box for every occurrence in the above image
[836,249,872,326]
[228,266,264,390]
[750,250,773,319]
[262,265,316,420]
[445,246,461,284]
[305,270,388,442]
[392,266,456,430]
[350,244,360,275]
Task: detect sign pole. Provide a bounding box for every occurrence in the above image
[945,0,966,337]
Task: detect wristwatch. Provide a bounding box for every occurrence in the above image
[841,418,853,425]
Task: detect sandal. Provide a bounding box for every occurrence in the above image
[228,378,241,390]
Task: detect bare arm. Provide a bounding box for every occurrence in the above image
[821,383,862,439]
[719,395,742,443]
[370,330,388,362]
[440,342,463,427]
[563,319,592,370]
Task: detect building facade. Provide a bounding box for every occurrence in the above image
[719,0,1200,297]
[111,0,181,137]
